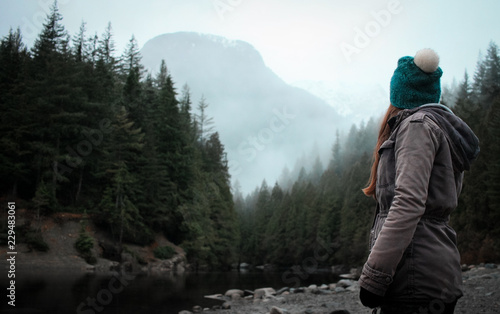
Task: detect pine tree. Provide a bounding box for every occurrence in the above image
[28,1,88,206]
[98,106,148,245]
[482,42,500,104]
[0,28,30,197]
[93,23,117,103]
[202,132,239,268]
[196,95,215,143]
[484,98,500,234]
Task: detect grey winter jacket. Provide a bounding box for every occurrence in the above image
[359,104,480,302]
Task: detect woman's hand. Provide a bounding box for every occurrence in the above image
[359,287,384,308]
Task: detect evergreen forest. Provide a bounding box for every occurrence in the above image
[1,3,499,269]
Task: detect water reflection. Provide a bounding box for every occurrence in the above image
[1,268,339,314]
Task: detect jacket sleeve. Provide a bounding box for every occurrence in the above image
[359,116,439,296]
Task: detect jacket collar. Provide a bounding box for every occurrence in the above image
[387,103,479,172]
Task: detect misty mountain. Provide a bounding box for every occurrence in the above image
[140,32,346,193]
[291,80,389,123]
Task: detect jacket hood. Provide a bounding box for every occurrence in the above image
[390,104,480,172]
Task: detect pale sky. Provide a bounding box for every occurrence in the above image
[1,0,500,91]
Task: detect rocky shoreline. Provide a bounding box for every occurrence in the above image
[178,264,500,314]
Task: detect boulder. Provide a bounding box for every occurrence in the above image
[307,284,319,294]
[255,264,276,271]
[290,287,305,294]
[336,279,355,288]
[276,287,290,295]
[254,287,276,299]
[204,294,226,302]
[239,262,250,269]
[224,289,244,297]
[270,306,290,314]
[339,273,357,279]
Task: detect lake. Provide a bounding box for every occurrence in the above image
[2,268,341,314]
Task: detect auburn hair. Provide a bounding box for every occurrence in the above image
[362,104,402,198]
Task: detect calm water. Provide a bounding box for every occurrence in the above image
[2,268,340,314]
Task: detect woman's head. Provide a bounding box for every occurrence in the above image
[390,48,442,109]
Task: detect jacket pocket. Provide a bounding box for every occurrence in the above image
[369,214,387,250]
[377,139,396,189]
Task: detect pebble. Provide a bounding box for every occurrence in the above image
[270,306,290,314]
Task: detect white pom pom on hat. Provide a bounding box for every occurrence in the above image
[413,48,440,73]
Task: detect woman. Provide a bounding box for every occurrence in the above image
[358,49,480,314]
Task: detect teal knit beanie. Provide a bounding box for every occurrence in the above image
[390,49,443,109]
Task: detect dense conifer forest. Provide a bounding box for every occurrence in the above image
[1,2,499,269]
[0,4,238,269]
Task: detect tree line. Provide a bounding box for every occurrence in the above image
[236,41,500,267]
[0,3,238,269]
[1,2,499,270]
